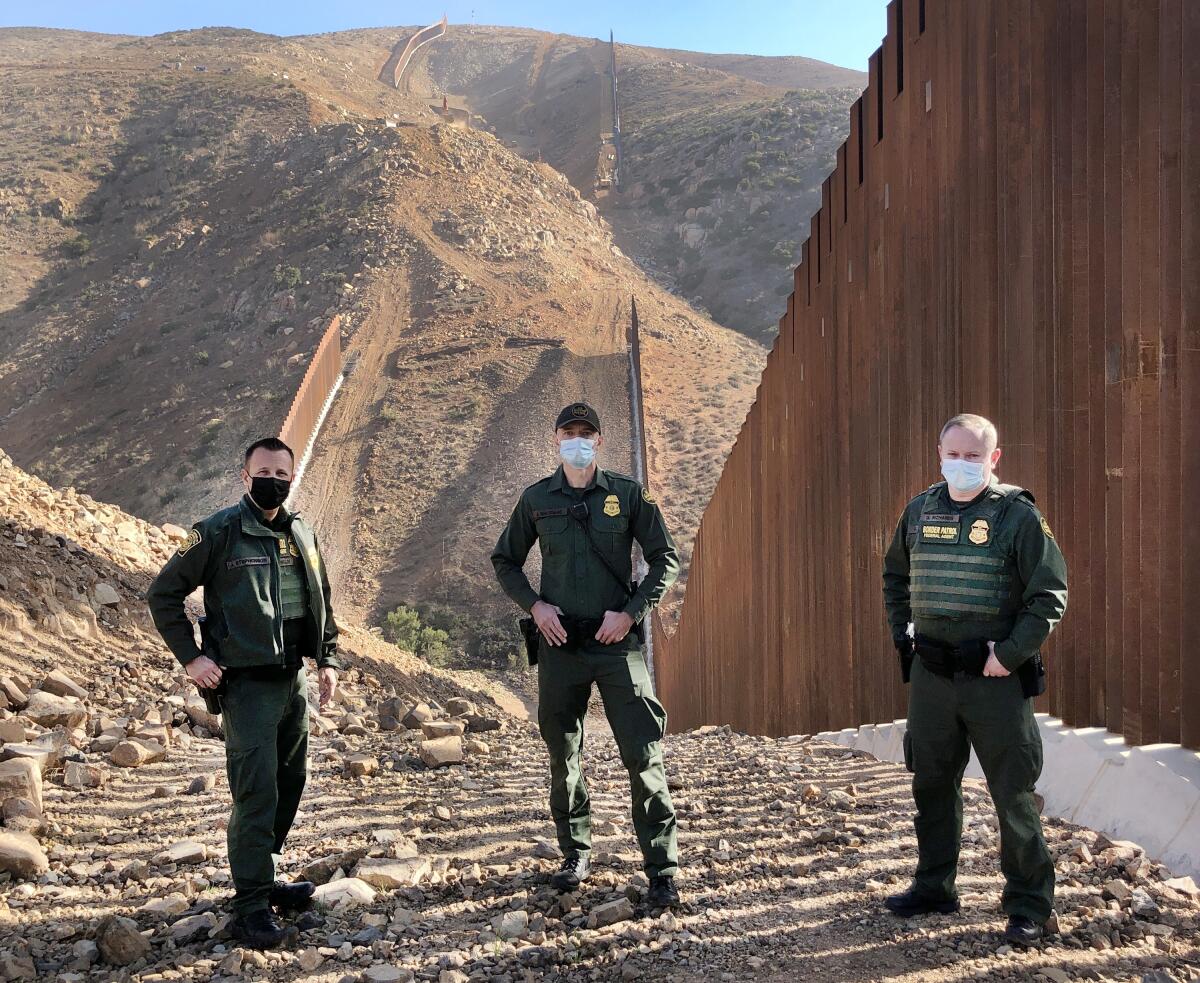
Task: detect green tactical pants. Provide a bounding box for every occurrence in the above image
[905,658,1054,921]
[220,667,309,915]
[536,640,679,877]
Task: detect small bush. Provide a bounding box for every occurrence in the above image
[63,234,91,256]
[274,265,301,289]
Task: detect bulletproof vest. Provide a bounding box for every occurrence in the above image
[276,532,309,621]
[909,482,1028,622]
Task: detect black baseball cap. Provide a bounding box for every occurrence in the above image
[555,402,601,433]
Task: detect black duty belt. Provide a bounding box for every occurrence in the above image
[914,635,989,677]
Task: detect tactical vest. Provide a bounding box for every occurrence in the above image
[909,482,1028,622]
[276,533,309,621]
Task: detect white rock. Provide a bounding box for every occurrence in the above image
[0,830,49,879]
[491,909,528,940]
[156,840,207,865]
[38,670,88,700]
[93,583,121,606]
[354,857,431,889]
[313,877,376,907]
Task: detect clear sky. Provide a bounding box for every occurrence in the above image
[0,1,889,72]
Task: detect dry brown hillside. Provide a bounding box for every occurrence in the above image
[403,25,864,341]
[0,26,763,634]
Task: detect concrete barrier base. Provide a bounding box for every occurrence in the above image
[817,714,1200,879]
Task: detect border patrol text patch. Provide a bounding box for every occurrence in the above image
[921,524,959,542]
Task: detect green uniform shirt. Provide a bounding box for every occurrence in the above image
[882,480,1068,671]
[491,466,680,628]
[148,495,344,671]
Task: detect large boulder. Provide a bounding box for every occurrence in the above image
[38,670,88,700]
[418,736,463,769]
[401,702,434,730]
[63,761,106,789]
[419,720,465,740]
[22,691,87,729]
[0,677,28,709]
[0,830,49,879]
[0,757,42,812]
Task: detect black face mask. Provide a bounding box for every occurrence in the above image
[248,476,291,511]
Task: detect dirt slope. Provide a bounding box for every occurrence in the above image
[1,451,1197,982]
[0,26,764,625]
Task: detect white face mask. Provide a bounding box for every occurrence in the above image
[559,436,596,469]
[941,458,987,492]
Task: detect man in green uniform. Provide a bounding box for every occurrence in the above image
[148,437,344,949]
[491,402,682,908]
[882,414,1068,946]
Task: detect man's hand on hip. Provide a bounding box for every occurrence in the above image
[595,610,634,645]
[185,655,223,689]
[318,667,338,707]
[983,640,1010,677]
[532,600,567,646]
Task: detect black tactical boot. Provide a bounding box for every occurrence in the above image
[1004,915,1044,946]
[231,908,287,949]
[269,879,316,912]
[550,854,591,891]
[884,887,961,917]
[646,875,680,908]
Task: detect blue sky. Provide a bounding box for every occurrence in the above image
[1,1,888,72]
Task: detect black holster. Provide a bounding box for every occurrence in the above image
[895,635,915,684]
[196,617,227,714]
[518,617,541,666]
[1017,652,1047,698]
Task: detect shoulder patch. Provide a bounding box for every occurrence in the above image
[642,487,656,505]
[1040,516,1054,539]
[177,527,202,557]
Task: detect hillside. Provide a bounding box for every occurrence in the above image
[0,26,765,628]
[1,450,1198,981]
[402,25,864,341]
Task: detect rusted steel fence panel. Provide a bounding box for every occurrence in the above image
[279,317,342,461]
[652,0,1199,749]
[378,16,448,91]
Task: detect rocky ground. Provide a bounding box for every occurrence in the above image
[1,454,1199,983]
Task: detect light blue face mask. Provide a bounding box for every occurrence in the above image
[941,458,987,492]
[559,436,596,469]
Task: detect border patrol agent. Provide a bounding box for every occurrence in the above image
[148,437,344,949]
[882,414,1068,946]
[491,402,683,908]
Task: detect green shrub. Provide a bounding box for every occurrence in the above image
[274,265,301,289]
[63,234,91,256]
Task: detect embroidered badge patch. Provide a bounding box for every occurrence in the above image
[603,494,621,517]
[642,488,656,504]
[177,528,201,556]
[1040,516,1054,539]
[968,518,991,545]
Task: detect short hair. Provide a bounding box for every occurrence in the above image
[938,413,998,451]
[243,437,294,465]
